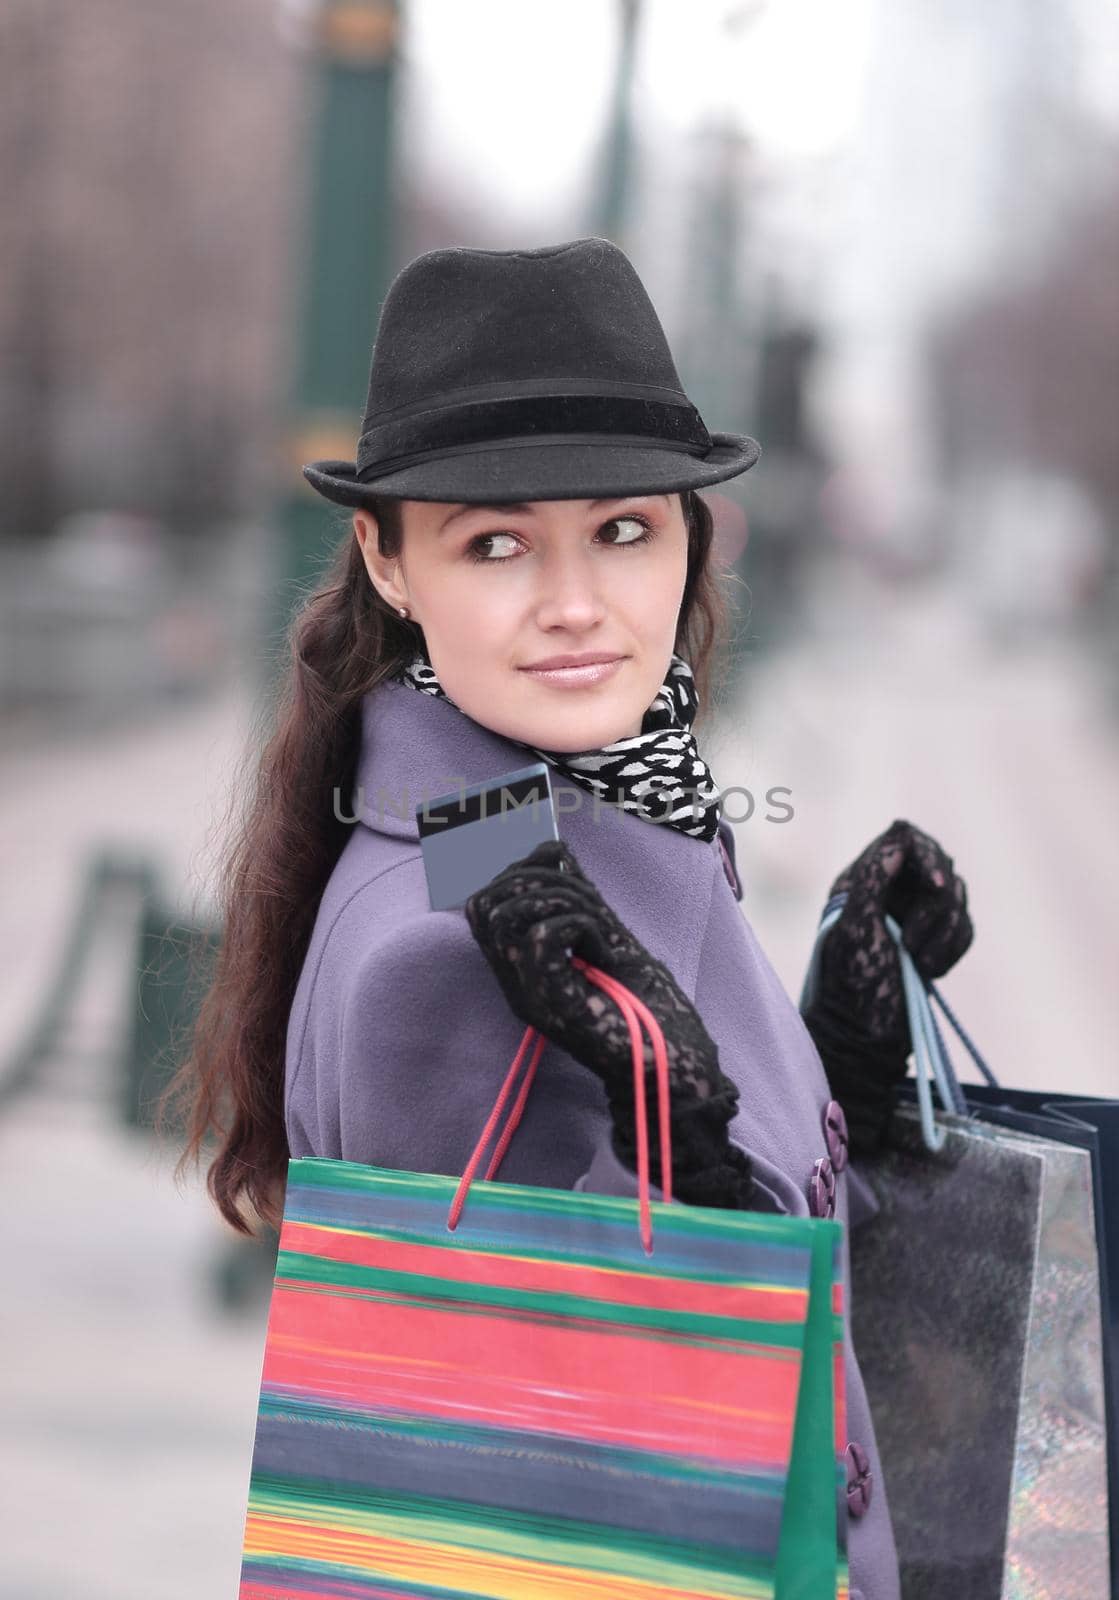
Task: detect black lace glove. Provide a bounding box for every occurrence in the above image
[801,818,974,1155]
[464,840,758,1210]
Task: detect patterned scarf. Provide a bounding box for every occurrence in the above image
[396,649,723,842]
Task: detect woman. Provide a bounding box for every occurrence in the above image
[176,238,972,1600]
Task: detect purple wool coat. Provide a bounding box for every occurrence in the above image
[285,677,901,1600]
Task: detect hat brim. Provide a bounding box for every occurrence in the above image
[301,433,761,508]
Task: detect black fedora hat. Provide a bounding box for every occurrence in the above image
[302,237,761,506]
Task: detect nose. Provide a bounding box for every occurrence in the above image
[533,546,607,633]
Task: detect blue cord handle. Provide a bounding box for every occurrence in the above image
[799,891,999,1153]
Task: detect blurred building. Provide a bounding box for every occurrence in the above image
[0,0,305,541]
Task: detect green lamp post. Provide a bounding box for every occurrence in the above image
[269,0,402,668]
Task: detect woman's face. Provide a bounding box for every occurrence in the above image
[354,495,690,751]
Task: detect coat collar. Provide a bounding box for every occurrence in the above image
[351,678,590,843]
[349,677,741,901]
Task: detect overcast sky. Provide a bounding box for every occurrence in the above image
[402,0,877,226]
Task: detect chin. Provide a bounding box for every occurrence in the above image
[510,702,643,752]
[456,674,648,751]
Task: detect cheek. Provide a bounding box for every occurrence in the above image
[413,565,522,676]
[624,539,688,638]
[413,559,477,621]
[439,576,521,644]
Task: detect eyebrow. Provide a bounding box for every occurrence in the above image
[438,495,669,534]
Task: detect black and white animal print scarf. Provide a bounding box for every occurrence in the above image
[396,648,724,842]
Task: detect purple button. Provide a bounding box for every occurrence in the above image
[808,1156,836,1218]
[845,1440,873,1517]
[823,1099,849,1173]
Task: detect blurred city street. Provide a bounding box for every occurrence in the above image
[4,0,1118,1592]
[2,561,1116,1596]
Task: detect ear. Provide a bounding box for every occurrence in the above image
[353,511,410,613]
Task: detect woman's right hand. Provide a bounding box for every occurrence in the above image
[464,841,757,1208]
[464,840,711,1089]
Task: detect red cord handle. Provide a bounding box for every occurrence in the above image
[447,963,673,1255]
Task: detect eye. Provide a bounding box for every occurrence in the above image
[466,531,525,563]
[599,514,654,548]
[464,513,655,565]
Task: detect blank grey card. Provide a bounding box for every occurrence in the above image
[416,762,560,910]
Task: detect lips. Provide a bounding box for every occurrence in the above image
[517,655,628,688]
[520,652,626,671]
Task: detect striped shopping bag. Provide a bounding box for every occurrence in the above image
[238,963,848,1599]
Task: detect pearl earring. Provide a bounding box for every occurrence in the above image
[398,606,410,619]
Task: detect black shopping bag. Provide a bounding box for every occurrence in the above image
[801,896,1114,1600]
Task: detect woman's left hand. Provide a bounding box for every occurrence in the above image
[802,818,974,1153]
[822,817,974,1039]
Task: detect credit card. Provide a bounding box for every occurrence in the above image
[416,762,559,910]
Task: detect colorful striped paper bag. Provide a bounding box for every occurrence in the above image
[237,1159,848,1599]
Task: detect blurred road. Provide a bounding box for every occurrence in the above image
[1,1089,269,1598]
[1,567,1116,1595]
[1,684,268,1600]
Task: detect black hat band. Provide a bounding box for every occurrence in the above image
[355,393,714,481]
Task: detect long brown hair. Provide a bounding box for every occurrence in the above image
[162,490,735,1236]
